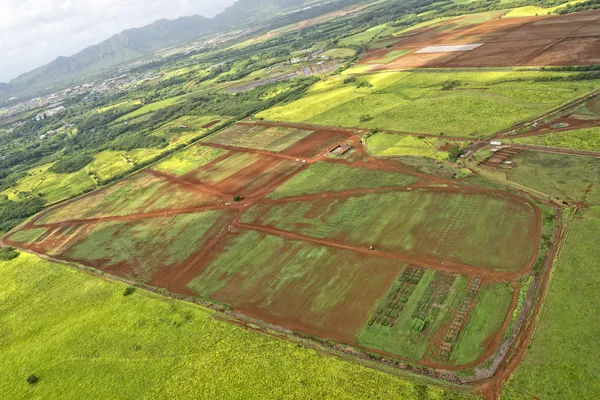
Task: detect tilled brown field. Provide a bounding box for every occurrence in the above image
[361,10,600,69]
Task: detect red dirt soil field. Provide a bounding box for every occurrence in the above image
[362,10,600,69]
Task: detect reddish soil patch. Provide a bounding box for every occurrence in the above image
[361,10,600,68]
[283,129,350,158]
[201,119,221,129]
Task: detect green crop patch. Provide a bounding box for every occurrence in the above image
[507,127,600,152]
[258,71,600,138]
[153,145,227,176]
[266,161,418,199]
[241,190,539,272]
[63,210,233,282]
[35,171,220,225]
[205,123,313,152]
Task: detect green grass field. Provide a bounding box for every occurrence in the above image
[501,207,600,399]
[507,127,600,152]
[153,145,227,176]
[115,95,187,122]
[339,24,395,46]
[267,161,418,199]
[241,190,538,272]
[151,115,221,144]
[258,71,600,138]
[366,50,412,64]
[449,283,513,365]
[205,124,313,152]
[0,252,475,399]
[365,132,454,160]
[322,48,356,59]
[506,151,600,205]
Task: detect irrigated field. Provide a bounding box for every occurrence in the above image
[257,71,600,138]
[2,121,543,377]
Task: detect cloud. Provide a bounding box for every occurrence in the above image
[0,0,236,82]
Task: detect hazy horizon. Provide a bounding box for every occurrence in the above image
[0,0,237,83]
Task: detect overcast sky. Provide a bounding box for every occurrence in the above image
[0,0,237,83]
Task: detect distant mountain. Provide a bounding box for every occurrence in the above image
[2,0,319,98]
[215,0,309,25]
[9,15,214,91]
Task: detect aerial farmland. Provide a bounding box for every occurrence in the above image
[2,2,600,400]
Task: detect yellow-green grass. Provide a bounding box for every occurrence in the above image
[35,171,220,224]
[506,127,600,152]
[87,149,163,182]
[62,211,233,282]
[115,95,187,122]
[341,64,374,75]
[5,227,48,244]
[267,161,418,199]
[96,99,141,113]
[340,24,395,46]
[505,151,600,205]
[322,48,356,59]
[366,132,450,160]
[501,207,600,399]
[204,124,312,152]
[503,0,586,17]
[151,115,220,144]
[190,152,260,183]
[153,145,227,176]
[0,252,474,399]
[240,190,538,272]
[258,70,600,138]
[0,163,95,204]
[366,50,412,64]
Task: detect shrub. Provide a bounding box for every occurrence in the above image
[27,375,39,384]
[233,195,242,202]
[0,247,19,261]
[48,154,94,174]
[356,81,373,88]
[343,77,357,84]
[123,287,136,296]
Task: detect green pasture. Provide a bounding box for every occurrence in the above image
[190,152,260,183]
[153,145,226,176]
[501,207,600,399]
[258,70,600,138]
[507,127,600,152]
[6,227,48,245]
[322,48,356,59]
[506,151,600,205]
[365,132,452,160]
[339,24,395,46]
[115,95,187,122]
[267,161,418,199]
[151,115,220,144]
[96,99,141,113]
[0,253,475,399]
[366,50,412,64]
[65,210,231,282]
[240,190,538,272]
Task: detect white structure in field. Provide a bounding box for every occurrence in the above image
[416,44,483,53]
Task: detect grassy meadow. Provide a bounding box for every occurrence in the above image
[0,252,475,399]
[501,207,600,399]
[507,127,600,152]
[258,70,600,138]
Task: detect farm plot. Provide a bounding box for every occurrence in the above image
[186,151,303,197]
[25,210,233,283]
[204,123,313,152]
[153,145,227,176]
[185,229,405,343]
[365,132,459,160]
[358,267,513,365]
[507,127,600,152]
[361,10,600,69]
[239,190,539,272]
[34,170,221,225]
[258,71,600,138]
[267,161,419,199]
